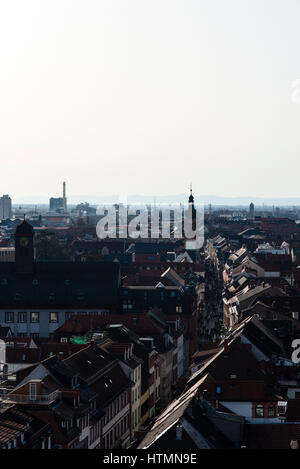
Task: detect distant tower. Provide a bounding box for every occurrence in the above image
[14,219,35,273]
[63,181,67,212]
[188,184,196,230]
[0,195,12,220]
[249,202,255,220]
[188,183,194,205]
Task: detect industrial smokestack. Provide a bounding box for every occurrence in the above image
[63,181,67,212]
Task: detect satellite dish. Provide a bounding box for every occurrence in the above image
[0,340,6,365]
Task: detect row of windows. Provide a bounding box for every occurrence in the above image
[4,311,109,324]
[123,302,183,312]
[104,392,128,425]
[90,421,101,444]
[78,414,89,431]
[5,312,59,323]
[132,265,190,272]
[132,386,141,404]
[123,290,181,300]
[255,404,276,418]
[133,366,141,383]
[103,414,130,449]
[132,407,141,428]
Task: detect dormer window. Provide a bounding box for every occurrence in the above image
[255,404,264,418]
[29,382,37,401]
[268,405,275,417]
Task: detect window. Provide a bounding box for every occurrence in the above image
[29,382,37,401]
[18,312,27,323]
[176,306,183,313]
[268,405,276,417]
[49,312,58,323]
[60,337,68,343]
[30,312,39,323]
[216,386,221,395]
[255,404,264,418]
[5,312,14,323]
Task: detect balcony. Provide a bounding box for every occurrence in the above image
[3,390,61,405]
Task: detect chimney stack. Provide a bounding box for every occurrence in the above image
[63,181,67,212]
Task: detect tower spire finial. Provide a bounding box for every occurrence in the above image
[188,183,194,204]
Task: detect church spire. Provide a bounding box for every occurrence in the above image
[188,183,194,204]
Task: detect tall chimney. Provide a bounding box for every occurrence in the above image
[63,181,67,212]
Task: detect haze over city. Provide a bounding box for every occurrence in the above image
[1,0,300,200]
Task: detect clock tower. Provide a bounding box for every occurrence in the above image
[14,219,35,273]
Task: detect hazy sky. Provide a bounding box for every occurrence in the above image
[1,0,300,201]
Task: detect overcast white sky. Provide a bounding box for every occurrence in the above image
[1,0,300,201]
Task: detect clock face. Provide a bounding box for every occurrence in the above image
[20,237,29,247]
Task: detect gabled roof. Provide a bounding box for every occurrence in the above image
[63,345,115,383]
[138,374,208,449]
[0,261,120,308]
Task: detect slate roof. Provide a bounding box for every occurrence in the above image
[63,345,115,383]
[137,374,208,449]
[0,261,120,308]
[90,363,133,408]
